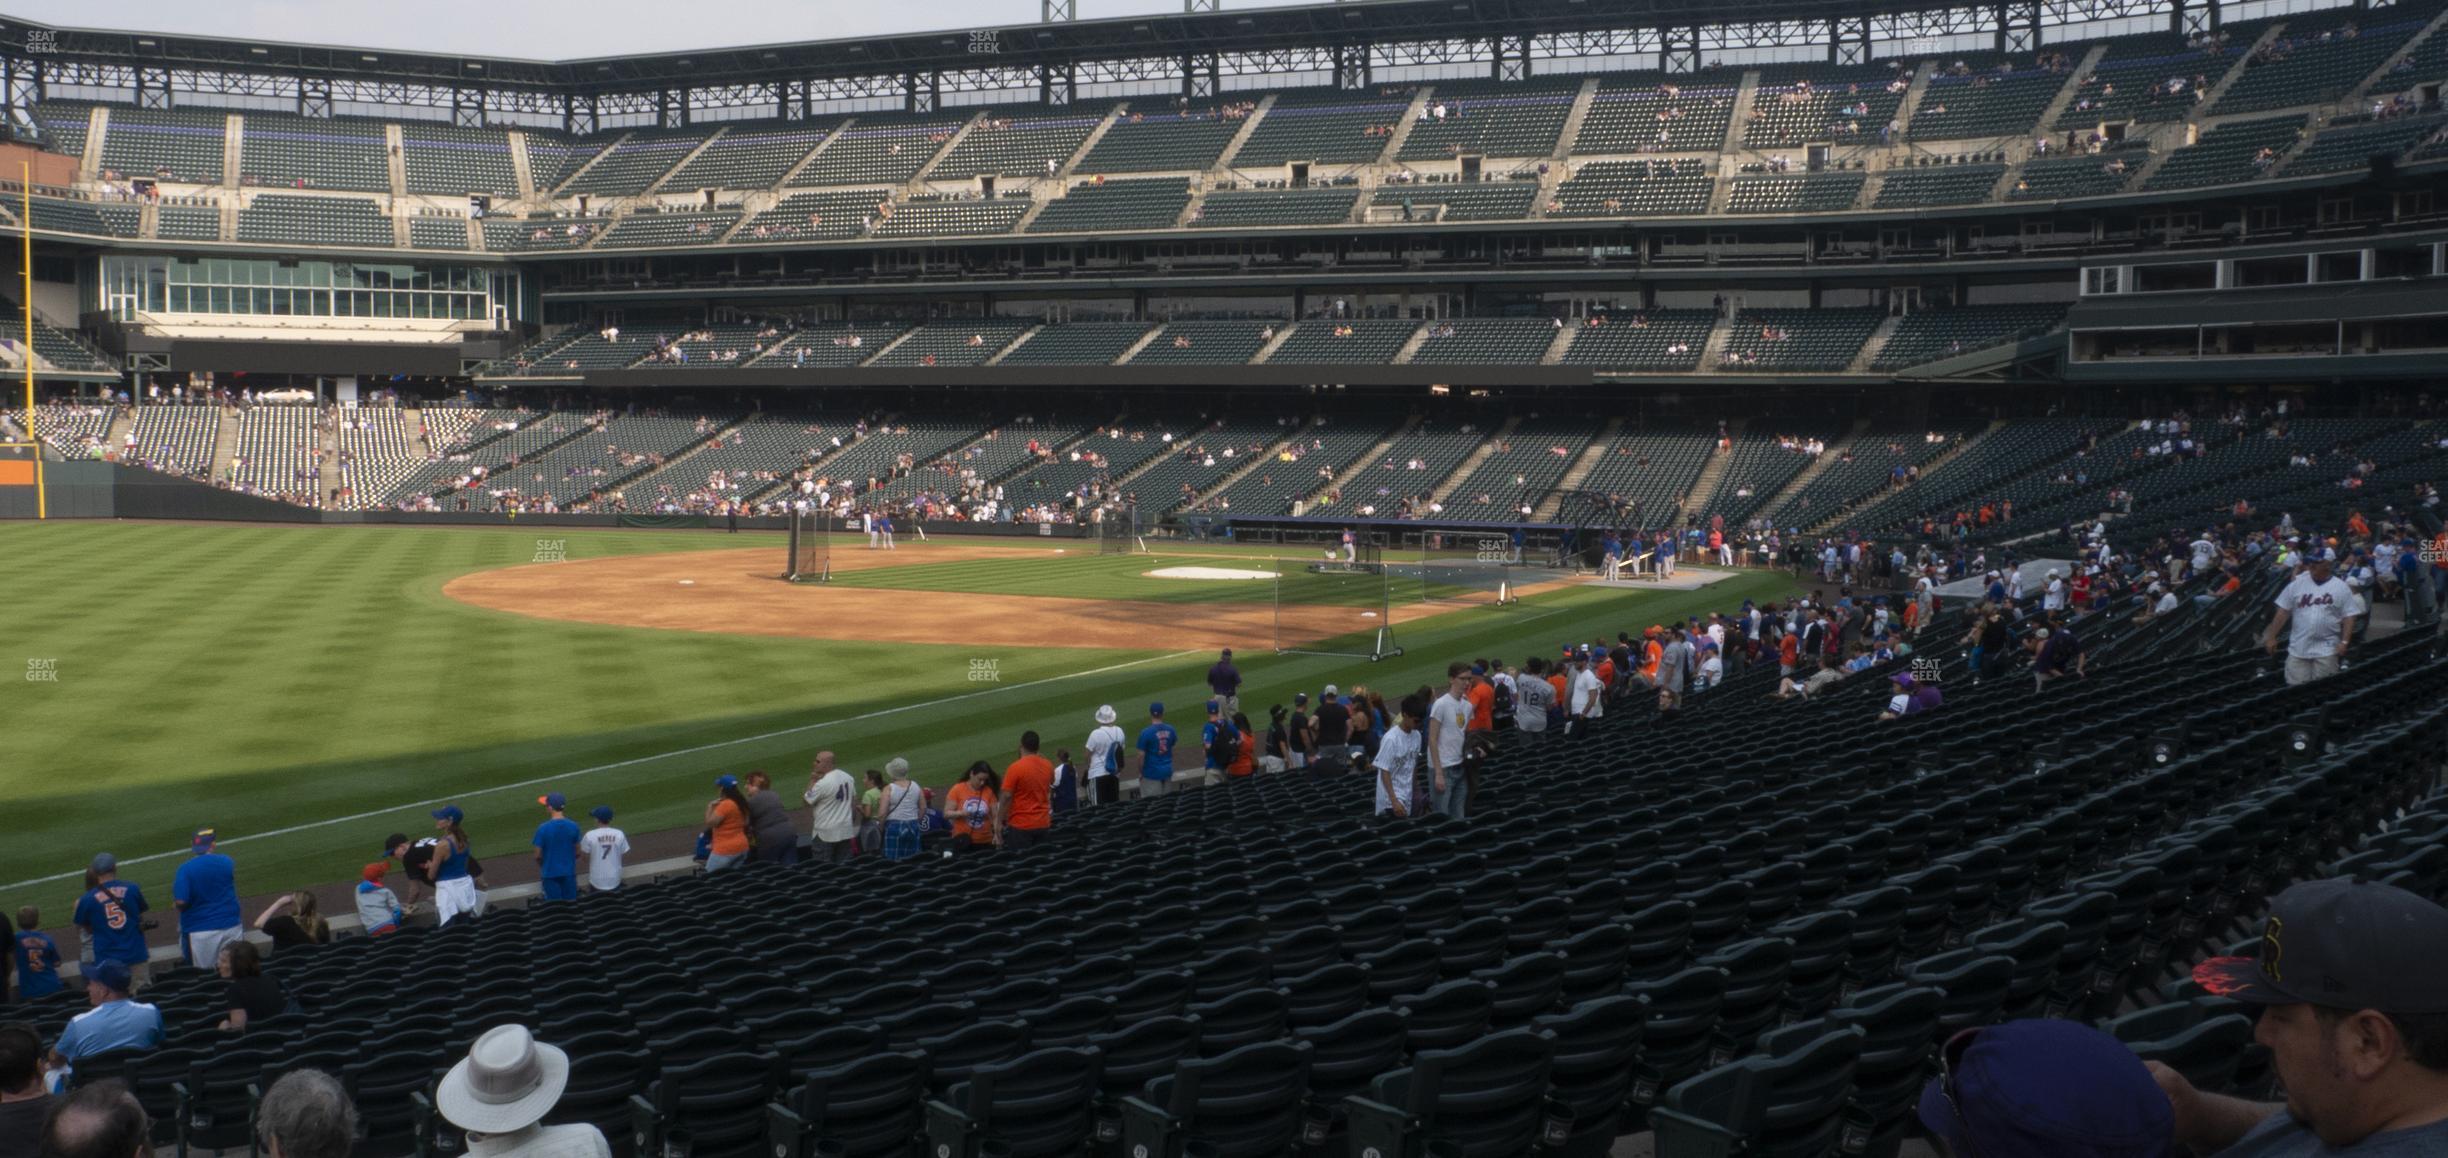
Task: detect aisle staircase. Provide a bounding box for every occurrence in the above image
[1532,417,1625,520]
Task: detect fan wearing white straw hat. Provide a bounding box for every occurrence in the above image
[436,1025,610,1157]
[1083,705,1126,807]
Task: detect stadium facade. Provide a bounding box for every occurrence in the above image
[2,0,2446,523]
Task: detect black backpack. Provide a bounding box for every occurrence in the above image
[1209,723,1240,767]
[1492,677,1515,721]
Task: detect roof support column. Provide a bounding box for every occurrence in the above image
[1182,53,1219,101]
[1335,43,1371,90]
[1995,0,2042,55]
[134,65,172,110]
[1830,14,1872,65]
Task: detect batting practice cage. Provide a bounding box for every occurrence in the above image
[1272,539,1402,661]
[1096,502,1143,555]
[1395,531,1526,607]
[1553,491,1638,573]
[784,507,831,582]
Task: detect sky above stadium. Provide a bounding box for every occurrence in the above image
[11,0,1327,58]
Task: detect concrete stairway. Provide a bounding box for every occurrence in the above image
[1849,316,1903,373]
[644,127,730,196]
[508,131,537,199]
[402,409,431,458]
[1718,70,1763,159]
[1892,62,1939,139]
[771,121,852,189]
[1294,415,1421,510]
[1062,104,1127,178]
[1378,88,1436,165]
[1699,315,1735,369]
[1532,417,1624,520]
[1249,324,1299,365]
[2035,45,2112,137]
[1807,419,2002,534]
[1678,418,1747,518]
[984,325,1045,365]
[913,111,991,185]
[857,328,921,366]
[1214,93,1279,172]
[384,124,409,198]
[208,407,243,484]
[1539,321,1576,364]
[1754,418,1870,523]
[2351,6,2448,104]
[547,132,632,197]
[1424,416,1522,508]
[1187,422,1314,510]
[1554,77,1601,160]
[1114,325,1164,365]
[2197,24,2290,118]
[1389,323,1433,365]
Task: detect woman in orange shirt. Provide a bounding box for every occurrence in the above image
[704,774,753,873]
[944,761,1001,854]
[1226,712,1258,777]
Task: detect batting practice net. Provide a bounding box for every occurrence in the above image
[1096,502,1142,555]
[1391,532,1525,607]
[1271,549,1402,661]
[784,507,831,582]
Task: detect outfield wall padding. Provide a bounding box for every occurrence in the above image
[0,460,115,518]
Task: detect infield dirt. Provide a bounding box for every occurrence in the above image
[443,544,1500,651]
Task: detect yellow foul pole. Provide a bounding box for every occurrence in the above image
[20,160,43,518]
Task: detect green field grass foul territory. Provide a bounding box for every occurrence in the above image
[0,521,1793,916]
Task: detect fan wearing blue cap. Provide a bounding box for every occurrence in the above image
[171,827,245,972]
[531,793,582,902]
[1134,703,1177,798]
[71,853,151,989]
[42,957,163,1091]
[428,805,484,926]
[2166,878,2448,1156]
[1918,1019,2175,1158]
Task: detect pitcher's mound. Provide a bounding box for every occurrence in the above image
[1146,565,1279,581]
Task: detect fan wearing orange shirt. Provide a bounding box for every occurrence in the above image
[945,762,1001,854]
[1779,631,1800,676]
[1226,712,1258,777]
[1000,731,1056,851]
[1641,627,1664,685]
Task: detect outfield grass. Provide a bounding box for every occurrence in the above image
[0,521,1792,919]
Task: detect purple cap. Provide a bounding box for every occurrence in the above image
[1917,1020,2175,1158]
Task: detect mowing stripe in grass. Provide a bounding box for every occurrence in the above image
[0,644,1200,892]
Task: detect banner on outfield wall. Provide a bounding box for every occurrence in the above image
[0,461,115,518]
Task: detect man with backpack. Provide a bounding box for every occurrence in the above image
[1201,700,1240,787]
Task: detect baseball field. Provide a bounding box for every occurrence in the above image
[0,520,1792,918]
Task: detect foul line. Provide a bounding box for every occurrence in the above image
[2,648,1202,892]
